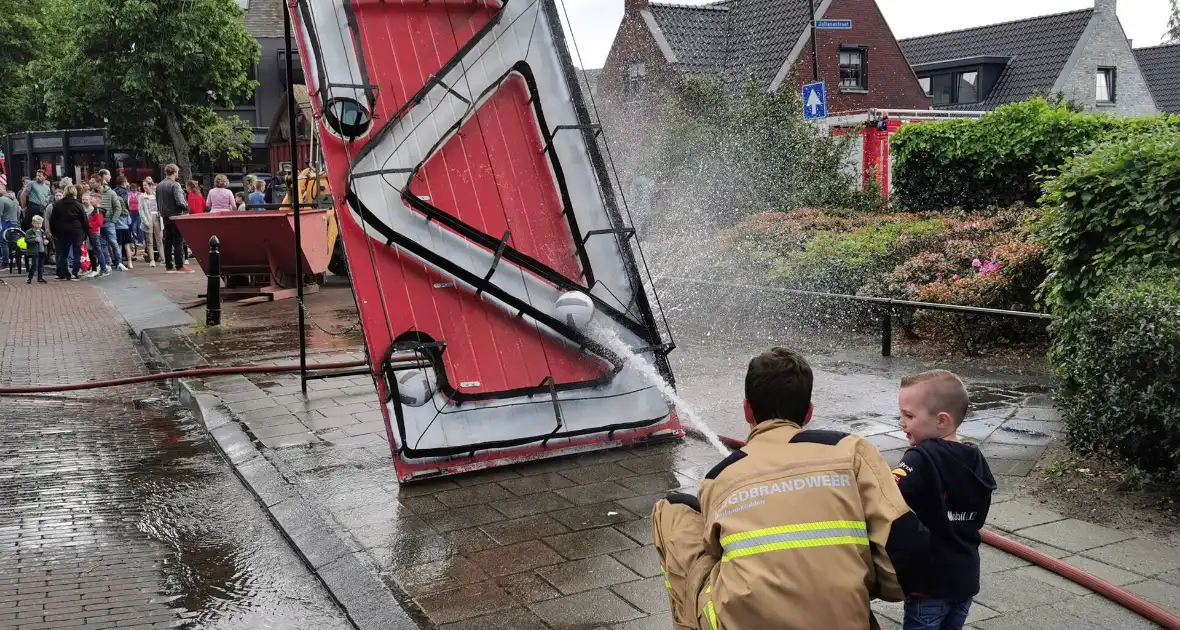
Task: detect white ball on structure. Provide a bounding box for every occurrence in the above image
[396,371,434,407]
[555,291,595,328]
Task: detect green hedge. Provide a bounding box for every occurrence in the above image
[890,98,1180,211]
[1040,129,1180,309]
[1052,271,1180,480]
[1041,126,1180,478]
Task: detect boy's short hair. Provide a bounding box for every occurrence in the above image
[31,215,43,225]
[745,348,813,424]
[164,164,179,177]
[901,370,970,425]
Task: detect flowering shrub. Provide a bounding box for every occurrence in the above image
[910,239,1048,354]
[771,218,945,294]
[719,205,1049,352]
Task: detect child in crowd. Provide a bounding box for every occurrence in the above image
[128,182,143,244]
[234,191,247,211]
[85,193,109,277]
[24,215,47,284]
[116,198,135,270]
[894,370,996,630]
[186,180,206,215]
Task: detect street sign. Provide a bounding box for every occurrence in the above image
[815,18,853,29]
[802,82,827,120]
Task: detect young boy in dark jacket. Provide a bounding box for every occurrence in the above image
[894,370,996,630]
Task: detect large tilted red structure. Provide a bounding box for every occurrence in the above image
[288,0,682,481]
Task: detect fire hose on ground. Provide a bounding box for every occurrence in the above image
[1,366,1177,629]
[685,427,1180,630]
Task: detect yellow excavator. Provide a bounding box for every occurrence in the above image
[280,166,349,277]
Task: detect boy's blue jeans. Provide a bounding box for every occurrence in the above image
[100,222,122,267]
[89,234,110,271]
[129,210,143,244]
[903,598,972,630]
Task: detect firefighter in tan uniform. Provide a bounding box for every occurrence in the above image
[653,348,928,630]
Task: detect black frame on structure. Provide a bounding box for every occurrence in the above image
[294,0,680,457]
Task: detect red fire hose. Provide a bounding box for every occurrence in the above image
[684,428,1180,630]
[0,360,368,395]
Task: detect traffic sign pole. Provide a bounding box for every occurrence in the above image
[807,0,819,81]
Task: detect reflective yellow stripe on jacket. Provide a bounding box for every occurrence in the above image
[702,585,718,630]
[719,520,869,562]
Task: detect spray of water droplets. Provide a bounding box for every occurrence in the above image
[589,324,730,456]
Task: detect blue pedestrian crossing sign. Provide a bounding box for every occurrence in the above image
[802,82,827,120]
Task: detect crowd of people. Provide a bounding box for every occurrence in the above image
[2,166,274,284]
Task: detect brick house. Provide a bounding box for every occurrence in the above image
[599,0,930,112]
[899,0,1157,115]
[597,0,930,193]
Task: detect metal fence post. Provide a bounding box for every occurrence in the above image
[207,235,221,327]
[881,300,893,357]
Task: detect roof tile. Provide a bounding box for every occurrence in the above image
[244,0,285,39]
[899,9,1093,110]
[648,0,813,89]
[1134,44,1180,114]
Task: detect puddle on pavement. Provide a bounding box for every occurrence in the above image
[123,401,352,629]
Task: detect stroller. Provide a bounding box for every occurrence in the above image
[3,227,25,274]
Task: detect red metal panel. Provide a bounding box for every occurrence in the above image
[291,0,680,480]
[172,210,331,276]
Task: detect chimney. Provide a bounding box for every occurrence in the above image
[625,0,650,15]
[1094,0,1116,14]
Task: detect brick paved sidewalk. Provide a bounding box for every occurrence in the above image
[140,321,1180,629]
[120,259,1180,630]
[0,279,350,630]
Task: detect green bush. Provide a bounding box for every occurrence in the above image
[1040,129,1180,309]
[891,97,1180,211]
[1052,270,1180,480]
[770,218,944,294]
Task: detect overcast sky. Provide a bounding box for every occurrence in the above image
[557,0,1175,69]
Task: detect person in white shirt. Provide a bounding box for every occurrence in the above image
[139,182,163,267]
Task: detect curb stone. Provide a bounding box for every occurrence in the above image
[139,327,419,630]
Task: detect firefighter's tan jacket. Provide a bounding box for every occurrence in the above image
[685,420,915,630]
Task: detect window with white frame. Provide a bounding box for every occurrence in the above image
[839,47,868,90]
[1097,67,1116,103]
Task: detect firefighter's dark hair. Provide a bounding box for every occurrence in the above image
[745,347,813,424]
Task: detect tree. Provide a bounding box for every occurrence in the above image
[1168,0,1180,44]
[649,73,876,235]
[0,0,51,134]
[39,0,260,180]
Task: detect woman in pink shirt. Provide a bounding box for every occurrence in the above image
[206,174,237,212]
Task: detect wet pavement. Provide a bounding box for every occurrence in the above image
[0,278,351,629]
[47,264,1180,629]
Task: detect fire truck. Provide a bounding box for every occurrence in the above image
[823,108,988,199]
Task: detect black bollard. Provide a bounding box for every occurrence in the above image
[881,301,893,358]
[207,235,221,327]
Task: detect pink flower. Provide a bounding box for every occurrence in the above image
[952,274,960,281]
[936,273,943,280]
[907,283,916,289]
[972,258,982,268]
[979,260,1004,276]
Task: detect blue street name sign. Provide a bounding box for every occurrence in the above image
[802,81,827,120]
[815,19,853,29]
